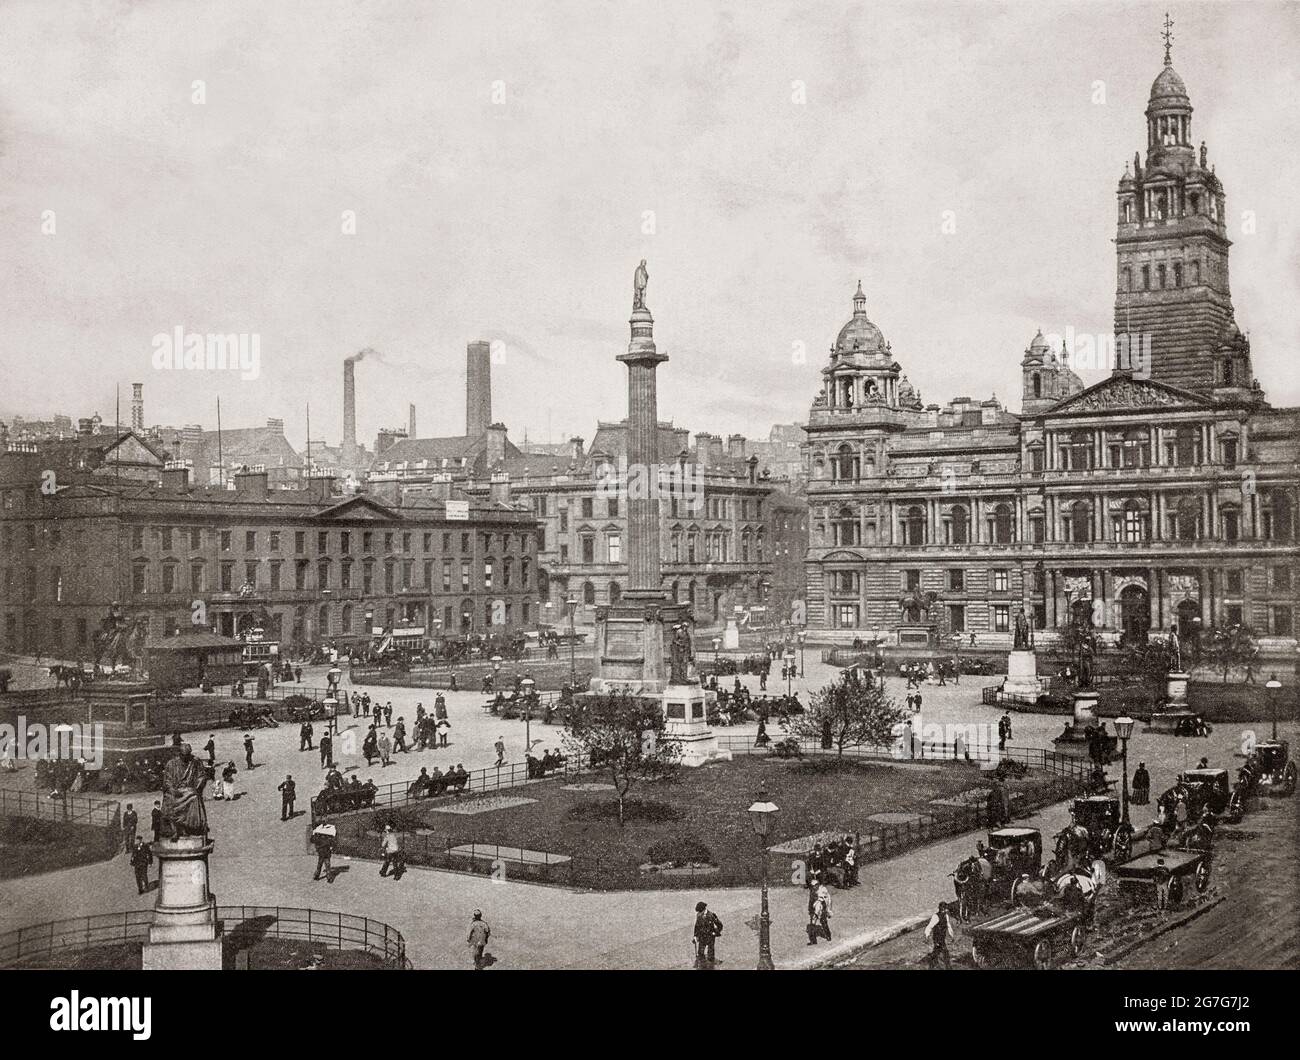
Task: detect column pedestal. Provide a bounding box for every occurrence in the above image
[999,649,1042,701]
[141,836,223,970]
[1052,689,1102,760]
[661,684,730,767]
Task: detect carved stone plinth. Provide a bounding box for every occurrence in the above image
[1165,671,1190,707]
[141,836,223,970]
[590,594,690,696]
[1000,649,1043,701]
[1052,690,1101,759]
[661,684,730,767]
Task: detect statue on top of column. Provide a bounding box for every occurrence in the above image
[633,259,649,311]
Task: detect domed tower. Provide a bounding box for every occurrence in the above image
[1021,329,1084,415]
[820,281,902,409]
[1113,18,1252,396]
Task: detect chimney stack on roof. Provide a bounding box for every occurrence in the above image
[467,341,492,437]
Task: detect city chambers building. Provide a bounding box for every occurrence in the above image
[802,49,1299,650]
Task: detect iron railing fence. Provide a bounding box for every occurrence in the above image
[0,906,408,969]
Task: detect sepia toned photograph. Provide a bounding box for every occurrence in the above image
[0,0,1296,1028]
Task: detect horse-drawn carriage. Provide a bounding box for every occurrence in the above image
[1145,709,1211,737]
[1055,795,1134,865]
[1114,848,1212,907]
[951,827,1043,918]
[1174,768,1233,816]
[969,865,1098,969]
[1241,740,1297,798]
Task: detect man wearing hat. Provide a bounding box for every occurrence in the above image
[692,901,722,969]
[924,901,954,969]
[278,774,296,821]
[379,823,404,878]
[467,909,491,970]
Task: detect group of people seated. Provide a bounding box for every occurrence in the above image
[35,754,165,796]
[806,836,860,890]
[314,775,379,814]
[526,748,567,779]
[228,705,278,729]
[406,763,471,798]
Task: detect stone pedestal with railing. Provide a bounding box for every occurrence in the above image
[141,836,223,970]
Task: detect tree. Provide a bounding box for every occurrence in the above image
[1195,624,1258,683]
[562,688,680,827]
[788,669,908,758]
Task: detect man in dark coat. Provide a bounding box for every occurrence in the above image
[692,901,722,968]
[121,803,138,853]
[130,836,153,895]
[319,732,333,769]
[278,774,296,820]
[150,801,163,842]
[243,733,255,770]
[299,720,314,751]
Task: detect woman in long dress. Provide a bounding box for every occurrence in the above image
[221,761,238,801]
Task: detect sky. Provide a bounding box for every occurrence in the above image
[1,0,1297,452]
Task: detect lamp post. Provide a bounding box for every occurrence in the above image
[784,650,796,696]
[797,629,807,678]
[711,636,720,664]
[521,675,536,752]
[564,594,578,689]
[1265,674,1281,741]
[1114,715,1135,825]
[747,785,779,971]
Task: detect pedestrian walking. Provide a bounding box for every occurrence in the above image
[393,718,408,753]
[278,774,296,820]
[203,734,216,766]
[494,736,505,768]
[438,717,450,748]
[925,902,954,968]
[692,901,722,968]
[299,720,314,751]
[150,801,162,842]
[311,824,337,881]
[121,803,138,853]
[383,702,393,727]
[377,730,392,766]
[806,884,831,944]
[468,909,492,970]
[295,666,303,683]
[379,824,404,878]
[362,726,378,766]
[319,732,333,769]
[243,733,255,769]
[130,836,153,895]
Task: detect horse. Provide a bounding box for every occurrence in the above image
[950,855,984,920]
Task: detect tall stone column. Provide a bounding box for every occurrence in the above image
[617,302,668,599]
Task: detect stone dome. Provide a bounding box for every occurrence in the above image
[1149,64,1189,105]
[834,281,889,357]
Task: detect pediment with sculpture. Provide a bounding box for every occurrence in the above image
[1049,376,1209,416]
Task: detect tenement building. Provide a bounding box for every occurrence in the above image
[803,48,1299,649]
[0,455,541,658]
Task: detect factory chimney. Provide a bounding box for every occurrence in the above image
[342,359,357,464]
[408,403,417,439]
[131,383,144,432]
[466,340,492,437]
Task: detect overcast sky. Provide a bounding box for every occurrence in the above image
[2,0,1297,451]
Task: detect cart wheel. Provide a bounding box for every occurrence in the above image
[1113,825,1133,862]
[1032,939,1052,970]
[1169,875,1185,906]
[971,941,986,968]
[958,892,971,922]
[1195,860,1210,893]
[1069,925,1085,956]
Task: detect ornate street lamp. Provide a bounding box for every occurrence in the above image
[711,635,721,664]
[747,785,779,971]
[1265,674,1282,741]
[797,629,807,678]
[521,675,536,752]
[1114,715,1135,825]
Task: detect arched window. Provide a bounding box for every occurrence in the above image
[950,505,970,545]
[902,505,926,546]
[341,604,353,634]
[608,581,621,604]
[582,581,596,605]
[1032,373,1042,399]
[834,444,859,481]
[318,605,330,638]
[991,503,1014,544]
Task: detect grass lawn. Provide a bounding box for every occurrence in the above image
[0,817,117,879]
[13,938,389,970]
[349,753,1066,889]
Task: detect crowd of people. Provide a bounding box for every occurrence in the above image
[525,748,567,779]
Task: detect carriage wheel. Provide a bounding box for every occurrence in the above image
[971,941,986,968]
[958,891,971,922]
[1069,925,1085,956]
[1032,939,1052,970]
[1010,876,1025,908]
[1113,825,1133,863]
[1195,860,1210,893]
